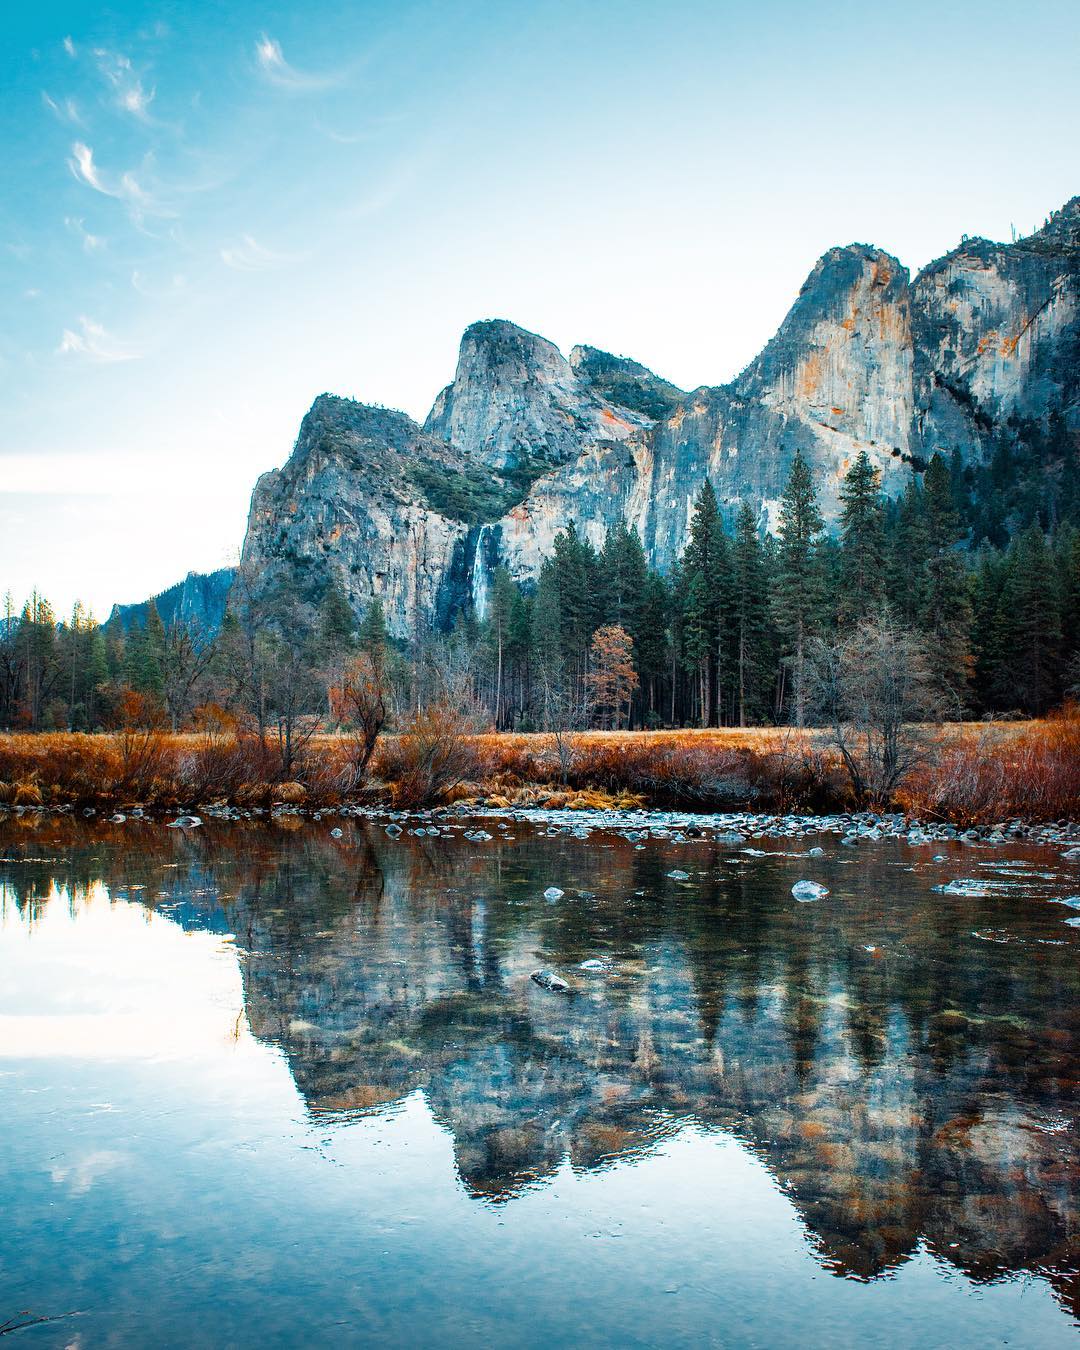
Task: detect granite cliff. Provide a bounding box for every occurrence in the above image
[240,199,1080,634]
[108,567,235,636]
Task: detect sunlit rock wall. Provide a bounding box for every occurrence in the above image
[238,200,1080,632]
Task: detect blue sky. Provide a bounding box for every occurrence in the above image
[2,0,1078,617]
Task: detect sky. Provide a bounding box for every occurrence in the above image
[2,0,1078,619]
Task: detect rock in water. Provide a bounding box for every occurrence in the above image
[531,969,570,993]
[543,886,564,901]
[166,815,202,829]
[667,870,690,881]
[932,879,990,896]
[330,827,343,839]
[807,846,825,857]
[792,880,829,902]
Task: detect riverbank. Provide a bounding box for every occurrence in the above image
[0,714,1077,826]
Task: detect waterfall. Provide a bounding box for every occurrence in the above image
[471,524,492,620]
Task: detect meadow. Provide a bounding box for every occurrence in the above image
[1,711,1078,824]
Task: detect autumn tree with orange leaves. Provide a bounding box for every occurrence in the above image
[587,624,639,730]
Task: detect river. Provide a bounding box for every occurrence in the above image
[1,812,1078,1346]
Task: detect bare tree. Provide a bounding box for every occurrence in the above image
[805,617,951,803]
[330,652,389,791]
[537,664,590,783]
[162,621,216,731]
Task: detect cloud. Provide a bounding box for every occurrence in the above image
[220,234,301,271]
[57,317,141,364]
[254,33,342,91]
[63,35,77,58]
[93,47,156,120]
[42,91,84,125]
[131,269,187,299]
[69,141,110,194]
[119,81,155,118]
[67,142,172,224]
[65,215,105,252]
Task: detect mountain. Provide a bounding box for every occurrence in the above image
[239,199,1080,635]
[108,567,235,636]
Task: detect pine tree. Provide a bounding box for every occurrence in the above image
[969,548,1007,712]
[730,502,770,726]
[358,598,388,670]
[838,451,885,627]
[531,556,565,727]
[318,583,356,656]
[681,481,726,725]
[884,477,929,629]
[485,566,517,728]
[994,526,1063,714]
[1056,524,1080,679]
[636,571,671,725]
[772,450,824,725]
[919,454,973,701]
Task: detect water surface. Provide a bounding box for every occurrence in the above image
[2,814,1079,1347]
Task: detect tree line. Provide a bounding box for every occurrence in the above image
[3,447,1078,736]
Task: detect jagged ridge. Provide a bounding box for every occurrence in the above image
[231,199,1079,636]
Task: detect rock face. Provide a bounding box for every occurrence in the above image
[239,200,1080,634]
[108,567,235,636]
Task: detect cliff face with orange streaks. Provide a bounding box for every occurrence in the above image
[239,199,1080,634]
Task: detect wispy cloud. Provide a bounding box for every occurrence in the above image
[93,48,156,120]
[220,234,302,271]
[68,141,110,194]
[131,269,187,299]
[68,142,172,224]
[339,162,419,221]
[42,91,84,125]
[57,317,141,364]
[254,33,343,92]
[63,35,77,58]
[65,216,105,252]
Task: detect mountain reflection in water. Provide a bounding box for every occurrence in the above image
[2,813,1079,1344]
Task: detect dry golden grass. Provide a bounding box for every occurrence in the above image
[0,714,1076,821]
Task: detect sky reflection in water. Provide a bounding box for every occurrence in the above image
[1,815,1078,1347]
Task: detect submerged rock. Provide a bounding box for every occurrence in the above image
[166,815,202,829]
[792,880,829,902]
[530,969,570,993]
[667,870,690,881]
[330,827,343,839]
[543,886,564,901]
[932,879,990,896]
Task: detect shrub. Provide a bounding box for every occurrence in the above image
[377,705,483,806]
